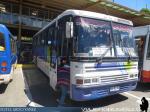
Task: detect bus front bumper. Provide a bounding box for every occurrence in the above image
[71,81,137,101]
[0,74,12,84]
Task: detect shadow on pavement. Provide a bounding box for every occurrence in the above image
[134,82,150,92]
[22,68,57,107]
[22,67,128,108]
[66,94,128,108]
[0,84,8,94]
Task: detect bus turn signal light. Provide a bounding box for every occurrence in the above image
[1,61,7,67]
[76,79,83,85]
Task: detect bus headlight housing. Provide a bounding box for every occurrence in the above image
[129,74,134,78]
[84,78,99,84]
[76,77,99,85]
[84,79,91,84]
[129,74,138,78]
[92,78,99,83]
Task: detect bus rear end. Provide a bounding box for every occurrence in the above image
[0,25,13,84]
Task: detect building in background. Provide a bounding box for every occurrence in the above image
[0,0,150,63]
[0,0,54,63]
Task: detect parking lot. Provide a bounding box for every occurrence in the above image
[0,67,149,111]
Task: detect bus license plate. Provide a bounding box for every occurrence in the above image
[110,86,120,92]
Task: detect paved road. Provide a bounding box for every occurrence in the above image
[0,67,149,112]
[23,68,150,111]
[0,68,28,107]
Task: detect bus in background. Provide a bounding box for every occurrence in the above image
[133,25,150,83]
[0,24,17,84]
[33,10,138,102]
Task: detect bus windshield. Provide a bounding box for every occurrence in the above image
[75,17,112,57]
[0,33,5,51]
[112,23,137,57]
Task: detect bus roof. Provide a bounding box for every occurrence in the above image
[0,24,16,40]
[34,9,133,37]
[133,25,150,37]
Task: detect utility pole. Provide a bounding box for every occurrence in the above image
[146,4,148,9]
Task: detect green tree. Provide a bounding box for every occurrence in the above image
[140,8,150,15]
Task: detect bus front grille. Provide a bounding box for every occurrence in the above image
[100,74,129,84]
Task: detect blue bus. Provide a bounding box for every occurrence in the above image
[33,10,138,104]
[0,24,17,84]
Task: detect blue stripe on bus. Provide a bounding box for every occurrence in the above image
[94,63,130,69]
[71,81,137,101]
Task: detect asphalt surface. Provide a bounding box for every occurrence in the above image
[0,68,28,107]
[23,68,150,111]
[0,67,150,112]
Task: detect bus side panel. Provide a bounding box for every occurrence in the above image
[141,33,150,82]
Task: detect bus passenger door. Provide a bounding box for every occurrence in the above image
[50,49,57,90]
[135,37,145,71]
[49,29,57,90]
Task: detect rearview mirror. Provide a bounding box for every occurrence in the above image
[66,22,73,38]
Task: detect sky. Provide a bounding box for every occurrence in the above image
[114,0,150,11]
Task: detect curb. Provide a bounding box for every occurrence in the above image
[16,64,36,69]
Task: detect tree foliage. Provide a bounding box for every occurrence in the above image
[140,8,150,15]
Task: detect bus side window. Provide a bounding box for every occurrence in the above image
[10,37,17,54]
[41,32,45,60]
[57,22,63,59]
[51,24,57,68]
[0,32,5,51]
[147,35,150,59]
[47,27,52,64]
[57,17,66,65]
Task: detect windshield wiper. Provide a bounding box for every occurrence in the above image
[96,44,113,63]
[120,39,132,62]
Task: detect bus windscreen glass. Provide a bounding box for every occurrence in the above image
[112,23,137,57]
[146,35,150,59]
[75,17,112,57]
[0,33,5,51]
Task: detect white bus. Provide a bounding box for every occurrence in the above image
[33,10,138,102]
[133,25,150,83]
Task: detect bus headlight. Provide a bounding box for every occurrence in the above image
[76,77,99,85]
[92,78,99,83]
[129,74,138,78]
[129,74,134,78]
[135,74,138,77]
[84,78,99,84]
[84,79,91,84]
